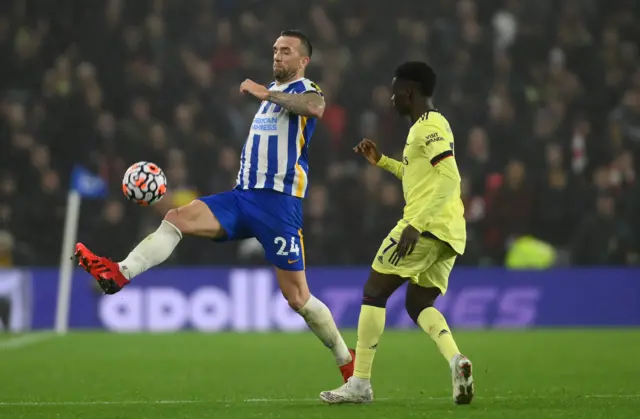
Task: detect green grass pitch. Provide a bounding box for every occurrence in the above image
[0,330,638,418]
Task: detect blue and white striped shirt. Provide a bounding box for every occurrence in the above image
[236,78,321,198]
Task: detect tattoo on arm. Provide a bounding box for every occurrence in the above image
[266,92,325,118]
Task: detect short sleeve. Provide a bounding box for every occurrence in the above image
[413,124,454,167]
[302,79,324,97]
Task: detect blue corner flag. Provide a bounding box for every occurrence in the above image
[70,165,107,198]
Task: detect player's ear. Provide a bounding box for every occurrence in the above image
[300,56,310,69]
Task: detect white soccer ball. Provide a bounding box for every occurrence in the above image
[122,161,167,206]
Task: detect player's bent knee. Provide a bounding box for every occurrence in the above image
[282,285,310,311]
[163,200,224,239]
[362,291,389,308]
[405,285,441,324]
[286,293,309,311]
[275,268,311,311]
[163,206,195,233]
[362,270,405,308]
[282,288,310,311]
[405,298,433,324]
[163,208,181,227]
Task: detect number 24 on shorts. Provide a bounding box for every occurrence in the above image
[274,236,301,257]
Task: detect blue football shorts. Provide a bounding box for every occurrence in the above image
[198,188,305,271]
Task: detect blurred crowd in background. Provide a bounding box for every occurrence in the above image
[1,0,639,268]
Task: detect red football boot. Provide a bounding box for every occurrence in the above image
[339,348,356,383]
[75,243,130,294]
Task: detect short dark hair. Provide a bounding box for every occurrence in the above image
[280,29,312,57]
[394,61,437,96]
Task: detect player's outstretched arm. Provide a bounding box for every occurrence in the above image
[266,91,325,118]
[239,79,325,118]
[354,139,404,180]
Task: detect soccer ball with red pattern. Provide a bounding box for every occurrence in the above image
[122,161,167,206]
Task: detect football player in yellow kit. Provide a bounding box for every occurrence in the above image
[320,62,473,405]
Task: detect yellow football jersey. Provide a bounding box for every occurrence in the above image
[377,111,466,254]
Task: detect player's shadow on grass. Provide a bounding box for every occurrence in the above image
[277,399,480,411]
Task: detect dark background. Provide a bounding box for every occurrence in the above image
[1,0,639,268]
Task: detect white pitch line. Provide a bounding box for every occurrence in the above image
[0,333,57,350]
[0,400,202,407]
[1,394,638,407]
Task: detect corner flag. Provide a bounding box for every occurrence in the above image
[56,166,108,334]
[70,165,107,198]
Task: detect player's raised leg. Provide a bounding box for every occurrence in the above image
[406,252,474,405]
[76,195,231,294]
[319,270,405,404]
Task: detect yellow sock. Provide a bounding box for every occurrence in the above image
[417,307,460,363]
[354,305,386,379]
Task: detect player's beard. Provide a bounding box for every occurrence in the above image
[274,66,296,83]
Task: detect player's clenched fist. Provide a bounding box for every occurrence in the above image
[240,79,269,101]
[354,139,382,165]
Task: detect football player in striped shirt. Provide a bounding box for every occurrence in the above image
[75,30,355,381]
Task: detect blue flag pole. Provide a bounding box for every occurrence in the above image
[55,166,107,335]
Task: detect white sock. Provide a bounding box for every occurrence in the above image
[297,295,352,366]
[118,220,182,280]
[351,376,370,388]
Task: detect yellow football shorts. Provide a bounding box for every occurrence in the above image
[371,223,458,295]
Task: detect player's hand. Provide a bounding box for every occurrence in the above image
[396,224,420,259]
[354,139,382,165]
[240,79,269,101]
